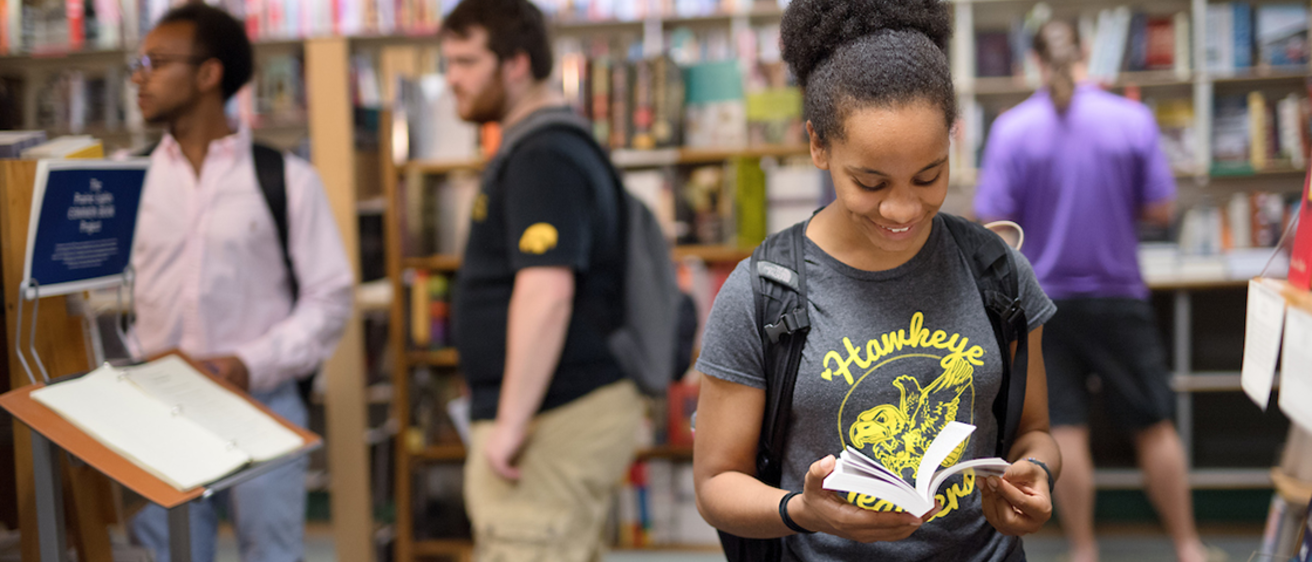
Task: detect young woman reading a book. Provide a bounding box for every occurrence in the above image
[691,0,1062,559]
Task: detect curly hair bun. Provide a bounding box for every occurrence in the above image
[781,0,952,87]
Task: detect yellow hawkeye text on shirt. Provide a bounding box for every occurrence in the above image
[824,312,986,521]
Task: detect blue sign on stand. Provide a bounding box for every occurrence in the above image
[22,159,149,298]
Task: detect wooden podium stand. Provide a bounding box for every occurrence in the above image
[0,355,322,562]
[3,159,109,562]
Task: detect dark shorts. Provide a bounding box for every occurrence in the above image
[1044,298,1175,432]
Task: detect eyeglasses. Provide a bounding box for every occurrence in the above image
[127,53,208,76]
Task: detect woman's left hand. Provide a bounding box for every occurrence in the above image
[979,459,1052,536]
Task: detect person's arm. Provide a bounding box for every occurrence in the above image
[973,118,1022,224]
[979,326,1061,536]
[229,159,355,393]
[693,374,931,543]
[1137,108,1178,229]
[483,266,574,480]
[1141,199,1176,227]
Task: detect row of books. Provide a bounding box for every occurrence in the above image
[974,7,1192,84]
[535,0,783,23]
[0,131,104,157]
[0,0,454,55]
[1176,191,1302,258]
[1,51,305,141]
[612,458,719,548]
[407,270,452,351]
[0,0,793,55]
[1205,2,1310,74]
[1213,89,1312,175]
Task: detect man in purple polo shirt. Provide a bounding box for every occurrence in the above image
[974,20,1218,562]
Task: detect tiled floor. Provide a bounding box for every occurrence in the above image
[214,523,1273,562]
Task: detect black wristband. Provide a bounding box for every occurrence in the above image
[779,491,815,534]
[1024,457,1055,494]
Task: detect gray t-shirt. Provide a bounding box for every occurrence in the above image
[696,215,1056,562]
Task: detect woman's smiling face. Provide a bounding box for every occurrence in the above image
[811,100,951,262]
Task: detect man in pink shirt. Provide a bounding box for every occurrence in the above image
[125,5,353,562]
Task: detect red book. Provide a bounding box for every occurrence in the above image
[1289,169,1312,289]
[1145,16,1175,70]
[66,0,84,52]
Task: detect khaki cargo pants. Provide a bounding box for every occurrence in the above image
[464,380,644,562]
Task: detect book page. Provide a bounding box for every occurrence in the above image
[1278,307,1312,431]
[120,356,304,462]
[915,421,977,501]
[1242,279,1286,409]
[927,458,1011,499]
[824,454,929,516]
[32,365,251,490]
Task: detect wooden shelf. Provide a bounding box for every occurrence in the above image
[971,71,1194,96]
[412,538,473,557]
[402,145,810,175]
[1211,67,1312,84]
[677,144,811,164]
[402,254,462,272]
[408,349,460,368]
[404,158,485,175]
[673,245,752,263]
[1146,278,1251,291]
[413,444,468,462]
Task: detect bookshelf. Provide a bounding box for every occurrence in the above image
[953,0,1309,501]
[0,32,405,562]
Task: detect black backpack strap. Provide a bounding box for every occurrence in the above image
[719,222,810,562]
[252,143,297,302]
[250,143,317,402]
[939,214,1029,458]
[749,221,811,487]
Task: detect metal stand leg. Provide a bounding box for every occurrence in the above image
[168,504,192,562]
[1174,289,1194,470]
[31,431,67,562]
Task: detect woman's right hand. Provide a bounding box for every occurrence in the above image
[791,455,934,543]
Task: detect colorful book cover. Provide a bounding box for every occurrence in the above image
[1145,16,1175,70]
[974,30,1012,78]
[1233,2,1253,69]
[1256,3,1310,67]
[1289,169,1312,289]
[1125,12,1148,72]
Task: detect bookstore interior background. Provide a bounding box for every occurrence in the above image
[2,0,1312,560]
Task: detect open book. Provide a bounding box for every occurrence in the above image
[31,355,306,491]
[822,421,1010,517]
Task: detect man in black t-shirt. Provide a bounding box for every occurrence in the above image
[439,1,643,559]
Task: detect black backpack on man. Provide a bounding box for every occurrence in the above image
[483,109,688,397]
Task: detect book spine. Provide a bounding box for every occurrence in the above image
[1174,11,1191,79]
[1290,171,1312,289]
[1233,1,1252,69]
[1250,91,1268,170]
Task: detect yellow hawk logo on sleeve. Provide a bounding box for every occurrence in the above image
[519,223,559,255]
[471,193,489,223]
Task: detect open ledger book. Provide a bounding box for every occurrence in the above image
[31,355,306,491]
[822,421,1010,517]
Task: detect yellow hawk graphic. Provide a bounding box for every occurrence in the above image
[848,357,974,480]
[519,223,558,255]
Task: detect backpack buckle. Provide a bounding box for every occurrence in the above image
[986,293,1025,326]
[765,308,810,344]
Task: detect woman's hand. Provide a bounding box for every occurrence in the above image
[980,459,1052,536]
[791,455,935,543]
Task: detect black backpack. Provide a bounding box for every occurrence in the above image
[138,142,316,403]
[484,110,686,396]
[717,213,1030,561]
